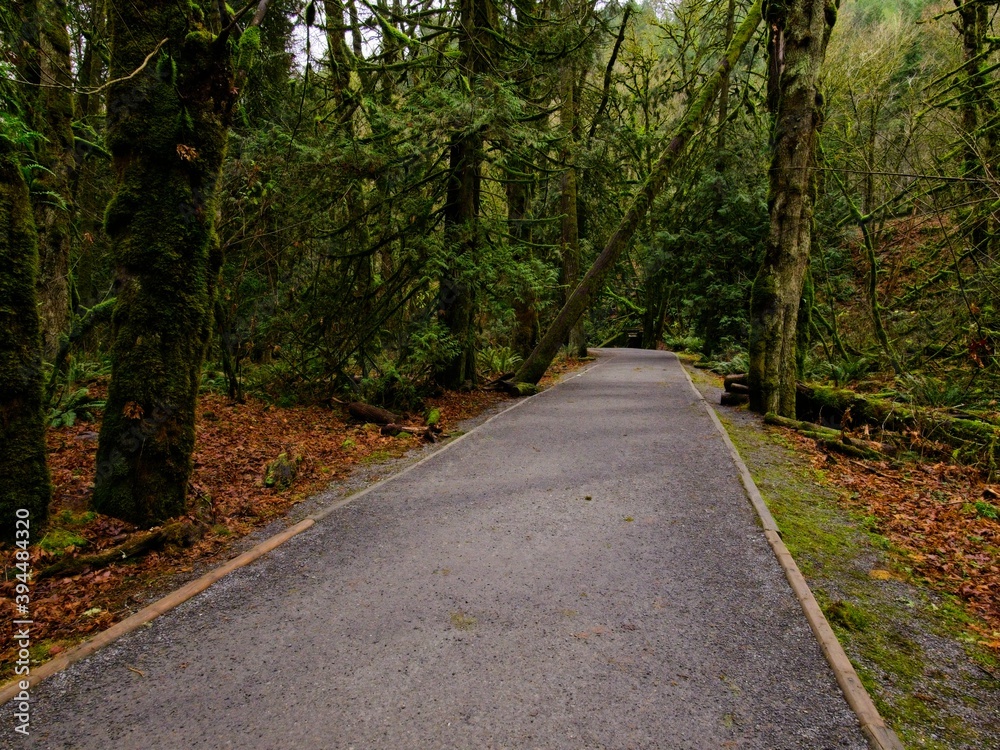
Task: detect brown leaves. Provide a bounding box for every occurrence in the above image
[176,144,199,162]
[819,452,1000,650]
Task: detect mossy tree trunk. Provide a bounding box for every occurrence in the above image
[506,153,539,358]
[513,0,762,385]
[0,142,52,540]
[560,61,587,358]
[955,0,996,256]
[93,0,240,526]
[436,0,494,389]
[747,0,838,417]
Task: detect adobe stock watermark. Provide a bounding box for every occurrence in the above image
[11,508,34,737]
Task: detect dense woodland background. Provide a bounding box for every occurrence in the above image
[4,0,1000,532]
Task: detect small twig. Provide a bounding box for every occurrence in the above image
[16,39,168,94]
[848,459,895,480]
[127,666,146,677]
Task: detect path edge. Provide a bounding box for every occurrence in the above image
[0,357,607,706]
[676,355,905,750]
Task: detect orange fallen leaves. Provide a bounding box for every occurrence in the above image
[788,431,1000,652]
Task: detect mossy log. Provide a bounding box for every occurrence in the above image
[764,412,842,439]
[500,380,539,397]
[764,412,882,459]
[37,520,205,580]
[796,383,1000,470]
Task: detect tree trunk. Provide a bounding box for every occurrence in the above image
[716,0,736,156]
[33,0,76,359]
[513,0,763,385]
[560,62,586,358]
[436,0,494,389]
[955,0,996,256]
[747,0,838,417]
[93,1,239,526]
[437,130,481,389]
[506,156,539,358]
[0,143,52,540]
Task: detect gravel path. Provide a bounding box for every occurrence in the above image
[3,349,867,749]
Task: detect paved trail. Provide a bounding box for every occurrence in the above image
[3,349,867,749]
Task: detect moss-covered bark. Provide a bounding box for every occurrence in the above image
[93,0,237,526]
[0,143,52,540]
[513,0,763,385]
[560,61,586,358]
[748,0,838,417]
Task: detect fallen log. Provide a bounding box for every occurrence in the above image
[380,423,443,442]
[37,520,205,580]
[814,438,881,461]
[764,412,883,459]
[728,382,750,395]
[724,373,748,392]
[796,382,1000,471]
[721,392,749,406]
[347,401,400,425]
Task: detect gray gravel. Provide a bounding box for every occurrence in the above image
[3,349,867,749]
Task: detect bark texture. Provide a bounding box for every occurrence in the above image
[748,0,838,417]
[0,143,52,540]
[513,0,763,385]
[93,1,237,526]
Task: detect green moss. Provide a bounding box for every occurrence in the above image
[38,528,88,554]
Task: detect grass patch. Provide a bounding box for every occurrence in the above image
[38,528,89,555]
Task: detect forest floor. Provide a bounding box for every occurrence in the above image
[0,358,585,682]
[685,362,1000,749]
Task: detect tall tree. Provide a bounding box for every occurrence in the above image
[92,0,258,525]
[0,139,52,539]
[747,0,838,416]
[436,0,496,388]
[560,57,587,357]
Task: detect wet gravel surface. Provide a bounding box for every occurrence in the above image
[2,349,867,749]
